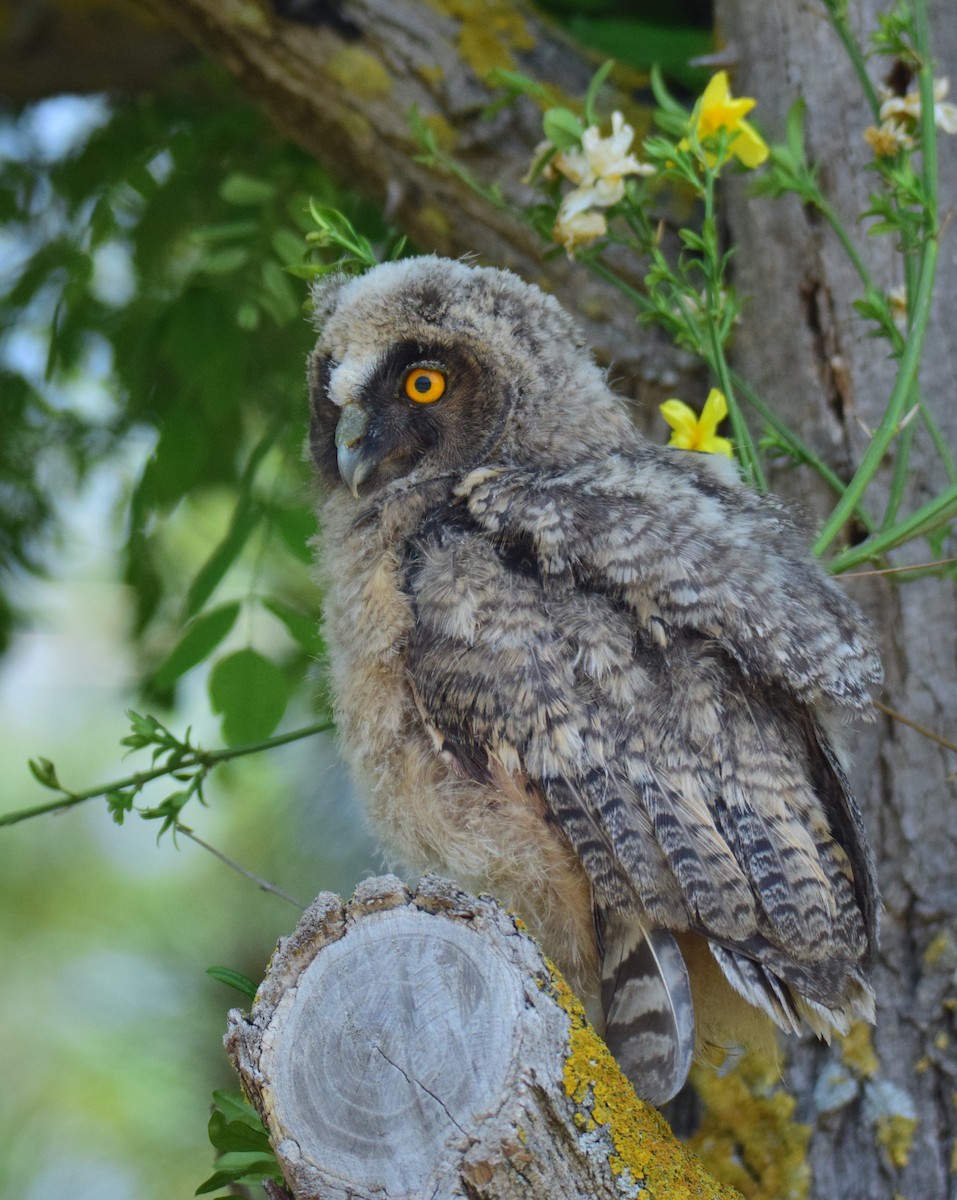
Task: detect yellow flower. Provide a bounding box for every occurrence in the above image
[660,388,734,457]
[682,71,769,168]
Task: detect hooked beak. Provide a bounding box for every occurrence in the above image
[334,403,372,498]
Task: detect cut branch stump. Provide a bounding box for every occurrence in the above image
[226,873,737,1200]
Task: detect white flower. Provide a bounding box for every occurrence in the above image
[879,76,957,135]
[553,201,608,254]
[887,285,908,329]
[863,118,914,157]
[554,112,655,190]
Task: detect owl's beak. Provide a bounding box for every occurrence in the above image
[334,403,372,498]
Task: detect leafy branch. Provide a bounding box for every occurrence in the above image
[3,711,333,830]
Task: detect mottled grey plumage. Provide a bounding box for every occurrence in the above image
[308,256,881,1104]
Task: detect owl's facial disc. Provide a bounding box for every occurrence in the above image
[311,335,507,496]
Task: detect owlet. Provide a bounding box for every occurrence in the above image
[308,255,880,1104]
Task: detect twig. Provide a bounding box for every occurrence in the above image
[875,700,957,756]
[178,825,305,910]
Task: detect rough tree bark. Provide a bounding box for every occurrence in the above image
[716,4,957,1199]
[227,873,736,1200]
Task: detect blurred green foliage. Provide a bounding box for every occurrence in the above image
[0,69,395,746]
[540,0,714,91]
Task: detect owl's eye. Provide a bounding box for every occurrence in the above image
[404,367,447,404]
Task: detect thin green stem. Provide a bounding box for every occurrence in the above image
[815,194,877,292]
[881,414,918,528]
[826,483,957,572]
[583,255,652,315]
[914,1,938,230]
[0,719,334,828]
[823,0,882,118]
[811,151,954,496]
[177,824,305,909]
[701,167,766,489]
[707,319,765,489]
[730,372,875,529]
[813,232,939,557]
[815,2,942,557]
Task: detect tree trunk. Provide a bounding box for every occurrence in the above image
[226,873,737,1200]
[715,3,957,1198]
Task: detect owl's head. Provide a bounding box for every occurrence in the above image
[308,256,632,497]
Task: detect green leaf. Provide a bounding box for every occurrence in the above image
[193,219,259,243]
[28,757,61,790]
[211,1090,267,1130]
[270,504,316,563]
[582,60,614,127]
[196,1153,283,1195]
[196,246,251,275]
[219,172,276,205]
[236,301,260,330]
[785,96,808,163]
[259,258,300,324]
[186,507,262,619]
[208,649,288,745]
[208,1110,272,1154]
[542,107,584,150]
[152,602,242,689]
[485,67,552,102]
[207,965,258,999]
[271,227,307,264]
[107,790,135,825]
[261,597,324,655]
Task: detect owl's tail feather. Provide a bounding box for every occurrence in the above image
[600,917,695,1105]
[708,943,876,1039]
[708,944,804,1035]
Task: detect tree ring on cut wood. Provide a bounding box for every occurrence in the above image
[233,875,532,1197]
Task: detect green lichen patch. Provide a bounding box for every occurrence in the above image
[875,1112,917,1169]
[923,928,957,968]
[439,0,536,79]
[417,113,458,153]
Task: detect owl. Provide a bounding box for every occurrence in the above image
[308,255,880,1105]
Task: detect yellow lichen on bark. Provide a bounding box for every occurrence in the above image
[685,1055,811,1200]
[841,1022,880,1078]
[433,0,536,78]
[326,46,392,99]
[876,1113,918,1168]
[546,966,741,1199]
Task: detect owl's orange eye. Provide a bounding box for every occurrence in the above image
[404,367,447,404]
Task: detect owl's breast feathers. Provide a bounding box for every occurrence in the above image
[322,446,879,1104]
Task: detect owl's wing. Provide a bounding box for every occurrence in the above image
[403,458,877,1098]
[455,451,881,712]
